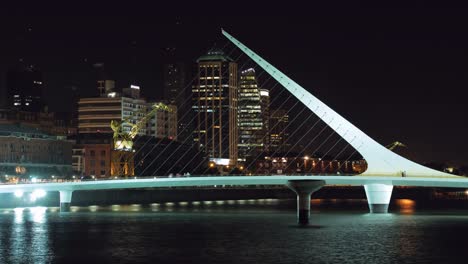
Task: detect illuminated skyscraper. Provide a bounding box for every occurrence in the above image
[238,68,269,162]
[192,48,238,166]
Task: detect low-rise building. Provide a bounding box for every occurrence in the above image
[0,123,72,179]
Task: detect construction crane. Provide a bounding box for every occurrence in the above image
[110,102,173,176]
[386,141,407,151]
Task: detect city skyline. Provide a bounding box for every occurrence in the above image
[0,3,468,165]
[1,5,468,264]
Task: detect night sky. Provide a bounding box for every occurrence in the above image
[1,2,468,165]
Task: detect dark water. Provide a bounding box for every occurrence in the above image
[1,199,468,264]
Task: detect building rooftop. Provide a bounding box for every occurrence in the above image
[196,48,233,62]
[0,123,52,139]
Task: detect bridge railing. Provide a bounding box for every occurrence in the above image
[0,172,464,186]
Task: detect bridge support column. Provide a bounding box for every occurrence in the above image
[287,180,325,225]
[364,184,393,213]
[59,190,73,212]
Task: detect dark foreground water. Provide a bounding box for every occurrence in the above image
[1,199,468,264]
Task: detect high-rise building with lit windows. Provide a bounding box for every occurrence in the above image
[238,68,269,162]
[270,109,289,154]
[192,48,238,166]
[6,64,44,112]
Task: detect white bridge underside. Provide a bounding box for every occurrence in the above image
[222,30,453,177]
[1,176,467,194]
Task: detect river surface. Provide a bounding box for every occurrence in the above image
[0,199,467,264]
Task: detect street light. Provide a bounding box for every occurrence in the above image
[303,156,311,173]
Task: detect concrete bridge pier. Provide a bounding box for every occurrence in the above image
[287,180,325,225]
[364,184,393,213]
[59,190,73,212]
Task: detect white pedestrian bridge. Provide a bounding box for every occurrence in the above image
[1,175,467,224]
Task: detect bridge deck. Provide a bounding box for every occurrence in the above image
[1,176,467,193]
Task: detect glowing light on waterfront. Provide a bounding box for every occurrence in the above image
[130,204,141,211]
[396,199,416,214]
[150,203,160,211]
[30,189,46,202]
[14,190,24,198]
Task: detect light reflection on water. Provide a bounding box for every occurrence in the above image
[0,198,460,264]
[0,198,417,214]
[8,206,51,264]
[395,199,416,214]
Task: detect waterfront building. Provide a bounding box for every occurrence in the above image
[133,136,204,176]
[0,123,72,179]
[163,63,191,143]
[71,147,85,175]
[147,102,177,140]
[238,68,268,162]
[163,63,187,106]
[77,83,177,177]
[79,86,143,136]
[192,48,238,166]
[0,108,76,137]
[269,109,290,154]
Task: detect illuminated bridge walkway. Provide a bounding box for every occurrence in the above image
[1,175,468,224]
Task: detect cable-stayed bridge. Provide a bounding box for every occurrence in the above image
[1,30,467,224]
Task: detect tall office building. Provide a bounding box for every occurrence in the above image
[259,88,270,152]
[270,109,290,154]
[6,64,44,112]
[192,48,238,166]
[163,63,187,106]
[238,68,268,162]
[163,63,191,142]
